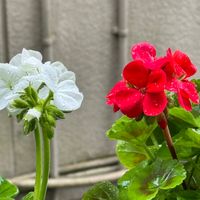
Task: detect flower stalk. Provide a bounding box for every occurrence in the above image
[34,124,42,200]
[39,126,50,200]
[157,112,187,190]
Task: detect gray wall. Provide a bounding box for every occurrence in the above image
[0,0,200,199]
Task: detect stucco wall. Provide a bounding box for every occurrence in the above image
[0,0,200,199]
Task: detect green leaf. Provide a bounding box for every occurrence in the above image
[118,159,186,200]
[157,128,200,159]
[0,177,19,200]
[82,181,119,200]
[175,128,200,149]
[22,192,34,200]
[106,116,157,143]
[176,190,200,200]
[169,107,199,128]
[192,79,200,92]
[116,140,148,169]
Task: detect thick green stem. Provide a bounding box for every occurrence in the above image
[34,125,42,200]
[39,126,50,200]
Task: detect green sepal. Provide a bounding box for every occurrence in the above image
[23,119,37,135]
[24,85,32,97]
[16,109,28,122]
[30,87,38,103]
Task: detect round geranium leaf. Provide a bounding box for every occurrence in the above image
[82,181,119,200]
[128,159,186,200]
[116,140,148,169]
[0,177,19,200]
[118,159,186,200]
[106,116,157,143]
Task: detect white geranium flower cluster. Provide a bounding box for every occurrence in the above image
[0,49,83,115]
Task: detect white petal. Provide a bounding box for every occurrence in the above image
[9,54,22,66]
[0,91,12,110]
[54,91,83,111]
[52,61,68,71]
[21,49,42,62]
[57,80,79,93]
[38,86,49,99]
[27,49,43,61]
[59,71,75,82]
[24,108,41,121]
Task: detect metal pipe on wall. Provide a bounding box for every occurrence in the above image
[113,0,129,68]
[1,0,9,62]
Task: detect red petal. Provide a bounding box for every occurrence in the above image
[132,42,156,63]
[178,89,192,111]
[106,80,127,112]
[143,92,167,116]
[165,77,179,92]
[123,60,149,88]
[173,50,197,77]
[164,48,185,79]
[147,69,166,93]
[116,88,143,118]
[147,56,168,70]
[180,80,199,104]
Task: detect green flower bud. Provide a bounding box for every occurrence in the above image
[46,114,56,127]
[46,105,65,119]
[42,122,54,139]
[13,99,29,108]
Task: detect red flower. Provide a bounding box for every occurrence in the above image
[163,49,199,110]
[132,42,167,70]
[106,60,167,118]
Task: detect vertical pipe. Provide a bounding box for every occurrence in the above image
[1,0,9,62]
[112,0,129,68]
[40,0,59,199]
[41,0,54,60]
[1,0,17,178]
[118,0,128,68]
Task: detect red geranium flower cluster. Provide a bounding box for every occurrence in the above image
[106,42,199,118]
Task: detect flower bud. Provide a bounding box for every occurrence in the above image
[46,114,56,127]
[13,99,28,108]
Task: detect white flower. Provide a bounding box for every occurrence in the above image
[40,62,83,111]
[0,64,25,110]
[9,48,43,75]
[0,49,83,112]
[24,108,41,121]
